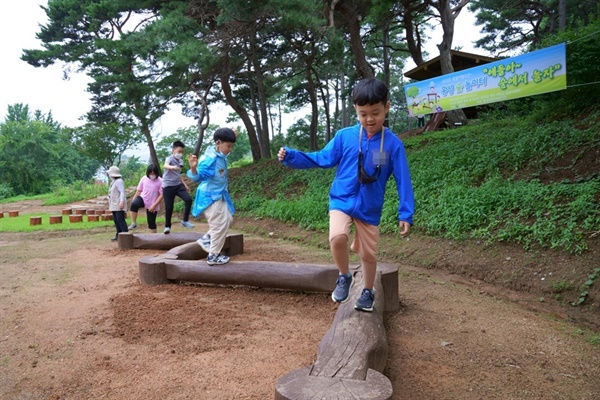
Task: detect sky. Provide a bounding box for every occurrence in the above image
[0,1,485,157]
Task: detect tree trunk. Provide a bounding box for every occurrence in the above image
[249,31,271,158]
[329,1,374,78]
[141,121,159,172]
[436,0,468,126]
[319,80,332,143]
[220,54,261,162]
[306,68,319,150]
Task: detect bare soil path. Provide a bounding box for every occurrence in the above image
[0,200,599,399]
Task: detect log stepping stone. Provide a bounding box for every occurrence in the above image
[29,216,42,226]
[49,215,63,224]
[69,214,83,223]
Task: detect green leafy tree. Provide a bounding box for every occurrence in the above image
[71,122,144,171]
[469,0,599,54]
[0,104,99,195]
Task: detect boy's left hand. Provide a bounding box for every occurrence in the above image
[188,154,198,168]
[399,221,411,236]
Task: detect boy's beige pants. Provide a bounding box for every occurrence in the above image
[204,199,233,255]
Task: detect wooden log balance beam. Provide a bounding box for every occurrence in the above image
[275,270,393,399]
[135,239,399,398]
[118,232,244,253]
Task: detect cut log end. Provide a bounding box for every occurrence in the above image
[275,367,393,400]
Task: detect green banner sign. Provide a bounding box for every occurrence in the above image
[404,43,567,116]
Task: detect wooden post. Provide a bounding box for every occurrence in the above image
[69,214,83,223]
[74,208,87,215]
[0,212,4,218]
[8,210,19,217]
[101,214,113,221]
[49,215,63,224]
[87,215,100,222]
[29,216,42,226]
[62,208,72,215]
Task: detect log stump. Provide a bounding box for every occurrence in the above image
[49,215,63,224]
[62,208,72,215]
[101,214,113,221]
[29,216,42,226]
[8,210,19,217]
[0,212,4,218]
[73,208,87,215]
[69,214,83,223]
[86,209,96,216]
[95,209,105,215]
[87,215,100,222]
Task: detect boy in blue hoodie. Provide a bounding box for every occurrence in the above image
[278,77,414,312]
[187,128,237,265]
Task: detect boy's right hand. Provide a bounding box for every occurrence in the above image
[277,147,286,162]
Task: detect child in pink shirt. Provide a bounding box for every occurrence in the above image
[128,164,163,233]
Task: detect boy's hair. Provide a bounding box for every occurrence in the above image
[145,164,160,177]
[172,140,185,149]
[352,77,389,106]
[213,128,237,143]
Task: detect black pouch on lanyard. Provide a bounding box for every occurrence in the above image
[357,126,384,184]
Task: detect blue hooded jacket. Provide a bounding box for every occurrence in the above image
[187,146,235,218]
[281,123,414,226]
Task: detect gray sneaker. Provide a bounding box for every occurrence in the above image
[354,288,375,312]
[180,220,195,228]
[128,222,137,230]
[163,227,171,234]
[207,253,230,265]
[331,273,353,303]
[197,234,211,253]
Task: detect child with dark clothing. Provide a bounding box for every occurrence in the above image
[187,128,237,265]
[107,165,128,241]
[128,164,163,233]
[278,77,414,312]
[162,140,194,234]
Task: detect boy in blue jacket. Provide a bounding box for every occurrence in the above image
[278,77,414,312]
[187,128,237,265]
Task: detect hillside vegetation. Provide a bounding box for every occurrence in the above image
[229,107,599,255]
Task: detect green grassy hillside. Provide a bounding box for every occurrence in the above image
[229,109,599,254]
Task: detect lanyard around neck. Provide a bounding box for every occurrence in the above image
[359,126,385,155]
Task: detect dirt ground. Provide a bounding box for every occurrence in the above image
[1,200,599,399]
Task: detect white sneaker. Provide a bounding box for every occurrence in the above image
[163,227,171,234]
[180,220,195,228]
[207,253,230,265]
[197,234,211,253]
[128,222,137,229]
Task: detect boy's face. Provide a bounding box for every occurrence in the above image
[172,146,184,156]
[354,101,390,136]
[216,140,235,156]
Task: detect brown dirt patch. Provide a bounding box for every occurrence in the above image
[1,200,599,399]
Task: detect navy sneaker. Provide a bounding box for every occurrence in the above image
[331,273,353,303]
[197,233,211,253]
[354,288,375,312]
